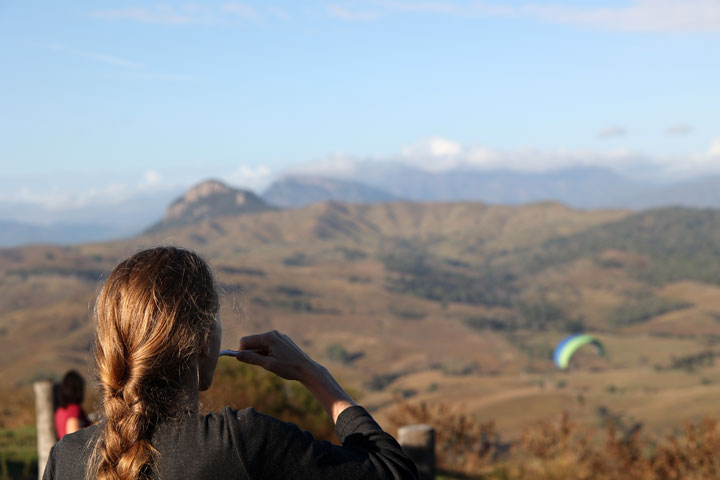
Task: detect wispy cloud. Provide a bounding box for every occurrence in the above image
[327,5,381,21]
[379,1,462,14]
[48,44,206,83]
[92,3,293,25]
[92,6,209,24]
[659,139,720,176]
[12,183,132,211]
[221,2,262,21]
[329,0,720,33]
[502,0,720,34]
[293,136,720,182]
[224,165,274,191]
[598,126,628,139]
[4,168,196,211]
[115,72,208,83]
[140,170,163,189]
[709,139,720,157]
[665,124,693,135]
[49,44,141,69]
[267,6,290,19]
[394,137,644,173]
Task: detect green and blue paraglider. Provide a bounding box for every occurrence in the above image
[553,334,605,370]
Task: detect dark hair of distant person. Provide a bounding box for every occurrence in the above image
[59,370,85,408]
[88,247,218,480]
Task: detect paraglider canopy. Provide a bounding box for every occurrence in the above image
[553,334,605,370]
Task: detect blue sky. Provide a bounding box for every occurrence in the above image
[1,0,719,219]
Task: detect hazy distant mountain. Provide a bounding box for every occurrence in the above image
[290,162,653,209]
[146,179,276,232]
[264,166,720,211]
[621,175,720,210]
[0,220,125,247]
[0,188,181,247]
[262,176,401,208]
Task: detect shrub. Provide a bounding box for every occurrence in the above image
[610,297,692,327]
[325,344,352,364]
[386,398,504,476]
[283,252,312,266]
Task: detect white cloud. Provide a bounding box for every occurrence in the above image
[223,165,274,191]
[399,137,466,171]
[709,139,720,157]
[13,183,131,211]
[660,142,720,176]
[3,170,181,212]
[290,136,720,183]
[140,170,163,189]
[401,137,463,157]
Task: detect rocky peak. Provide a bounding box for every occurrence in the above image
[147,179,276,232]
[181,180,232,204]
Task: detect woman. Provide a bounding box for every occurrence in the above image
[43,247,417,479]
[54,370,91,439]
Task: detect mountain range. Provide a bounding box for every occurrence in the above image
[3,163,720,246]
[269,162,720,209]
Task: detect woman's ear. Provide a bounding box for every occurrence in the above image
[197,320,222,391]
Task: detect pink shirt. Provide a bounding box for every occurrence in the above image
[54,403,90,439]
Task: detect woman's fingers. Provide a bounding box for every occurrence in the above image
[235,330,316,381]
[238,330,278,352]
[235,349,272,369]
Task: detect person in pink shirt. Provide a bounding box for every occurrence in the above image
[54,370,90,439]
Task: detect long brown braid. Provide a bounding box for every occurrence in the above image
[88,247,218,480]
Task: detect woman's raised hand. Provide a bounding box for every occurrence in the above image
[233,330,356,423]
[234,330,317,382]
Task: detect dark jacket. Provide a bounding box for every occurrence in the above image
[43,406,418,479]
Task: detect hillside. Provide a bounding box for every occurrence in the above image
[0,200,626,387]
[4,194,720,441]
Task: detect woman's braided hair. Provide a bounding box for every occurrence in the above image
[89,247,218,480]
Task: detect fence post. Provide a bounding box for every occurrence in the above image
[34,380,55,480]
[398,424,435,480]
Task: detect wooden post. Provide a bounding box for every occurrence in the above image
[34,380,55,480]
[398,424,435,480]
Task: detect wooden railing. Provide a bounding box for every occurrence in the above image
[398,424,436,480]
[33,380,54,480]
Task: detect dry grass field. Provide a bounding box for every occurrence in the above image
[3,200,720,477]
